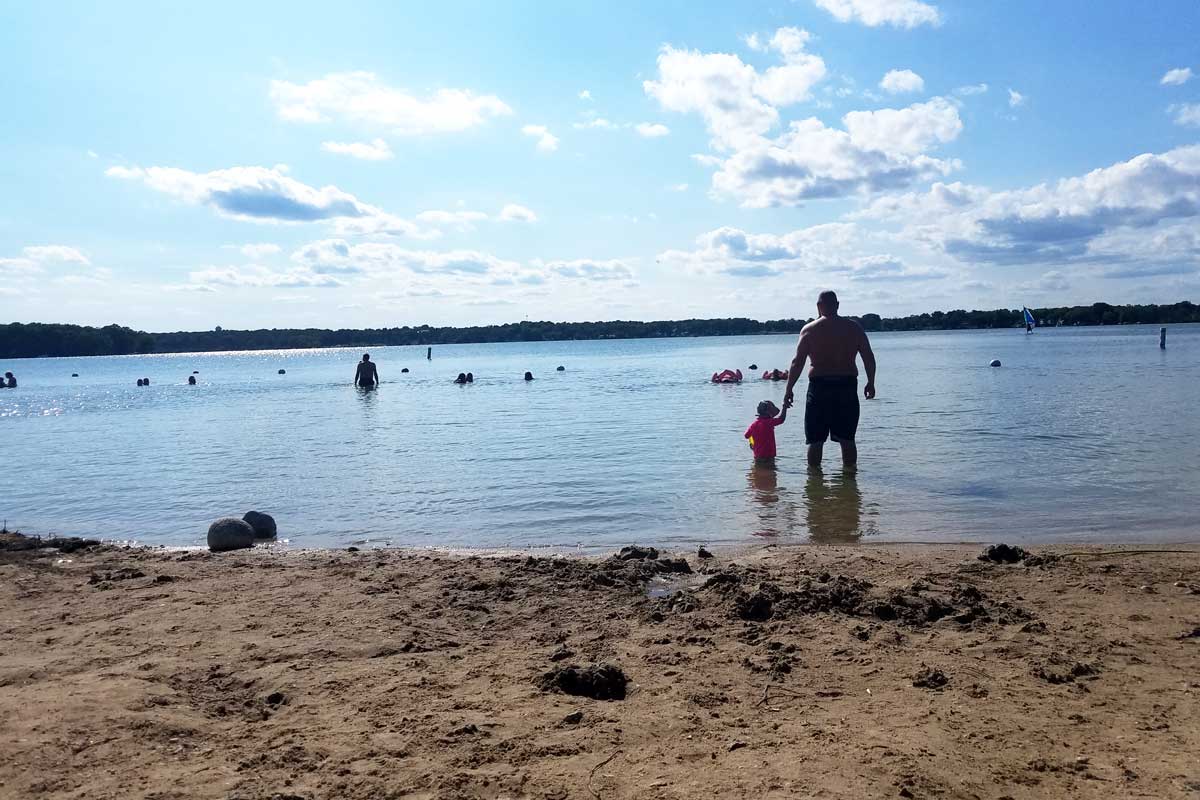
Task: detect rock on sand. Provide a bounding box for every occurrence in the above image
[242,511,277,540]
[207,517,255,552]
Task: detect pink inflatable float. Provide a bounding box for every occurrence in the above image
[761,368,789,381]
[711,369,743,383]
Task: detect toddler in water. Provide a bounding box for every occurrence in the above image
[745,399,787,468]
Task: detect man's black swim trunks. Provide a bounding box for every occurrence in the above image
[804,376,859,444]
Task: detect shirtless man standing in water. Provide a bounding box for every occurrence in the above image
[783,291,876,468]
[354,353,379,388]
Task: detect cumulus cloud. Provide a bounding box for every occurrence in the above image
[1169,103,1200,127]
[522,124,559,152]
[579,89,592,100]
[669,183,689,192]
[320,138,394,160]
[843,97,961,155]
[1017,270,1070,293]
[859,144,1200,269]
[643,29,826,148]
[879,69,924,94]
[498,203,538,222]
[1160,67,1193,86]
[1008,88,1025,108]
[635,122,670,138]
[813,0,941,28]
[709,98,962,207]
[107,164,377,224]
[269,72,511,134]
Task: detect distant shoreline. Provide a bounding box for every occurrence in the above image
[2,301,1196,358]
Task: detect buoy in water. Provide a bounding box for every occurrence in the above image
[71,373,79,377]
[556,366,565,371]
[749,364,758,370]
[278,369,286,374]
[989,359,1002,367]
[401,367,409,373]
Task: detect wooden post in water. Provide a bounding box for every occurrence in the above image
[427,346,432,360]
[1159,327,1166,349]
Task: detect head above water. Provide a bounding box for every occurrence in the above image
[816,290,839,317]
[362,353,371,362]
[756,400,780,418]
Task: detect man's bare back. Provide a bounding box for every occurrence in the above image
[797,315,868,378]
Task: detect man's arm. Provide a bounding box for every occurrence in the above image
[782,330,810,408]
[372,364,380,384]
[859,328,876,400]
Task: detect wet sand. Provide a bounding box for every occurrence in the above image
[1,537,1198,799]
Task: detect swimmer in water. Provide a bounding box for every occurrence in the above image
[354,353,379,388]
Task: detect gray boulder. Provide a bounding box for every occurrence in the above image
[243,510,277,540]
[207,517,255,552]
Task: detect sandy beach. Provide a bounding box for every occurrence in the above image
[2,535,1198,799]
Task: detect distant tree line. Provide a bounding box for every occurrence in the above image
[1,301,1196,358]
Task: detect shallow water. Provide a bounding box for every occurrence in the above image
[2,325,1197,550]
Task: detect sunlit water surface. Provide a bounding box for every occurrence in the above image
[3,326,1197,550]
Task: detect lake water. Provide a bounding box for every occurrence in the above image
[2,325,1197,551]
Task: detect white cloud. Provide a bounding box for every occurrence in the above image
[1169,102,1200,127]
[953,83,989,96]
[858,144,1200,270]
[532,258,635,281]
[843,97,962,155]
[579,89,592,100]
[879,69,924,95]
[710,98,962,207]
[1160,67,1193,87]
[189,265,344,289]
[291,239,628,288]
[320,138,395,161]
[499,203,538,223]
[813,0,941,28]
[522,124,559,152]
[108,164,376,224]
[269,72,511,134]
[107,163,437,238]
[22,245,91,264]
[1008,88,1025,108]
[635,122,671,138]
[238,243,282,259]
[669,183,689,192]
[643,30,826,149]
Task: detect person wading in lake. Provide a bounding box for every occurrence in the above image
[354,354,379,388]
[783,291,877,468]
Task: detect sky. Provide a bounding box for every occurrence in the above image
[2,0,1199,331]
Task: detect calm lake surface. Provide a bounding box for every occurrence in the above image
[2,325,1197,551]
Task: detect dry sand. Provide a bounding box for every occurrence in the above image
[1,536,1198,799]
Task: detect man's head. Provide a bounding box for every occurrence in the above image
[817,290,839,317]
[362,353,370,362]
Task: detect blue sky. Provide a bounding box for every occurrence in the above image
[2,0,1199,330]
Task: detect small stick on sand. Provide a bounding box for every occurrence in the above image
[588,749,623,800]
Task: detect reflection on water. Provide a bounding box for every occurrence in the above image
[803,468,868,543]
[746,464,874,542]
[746,464,798,538]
